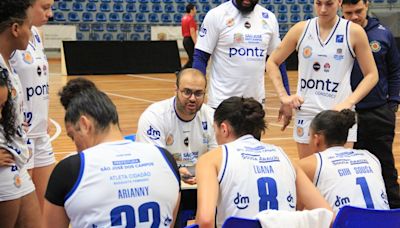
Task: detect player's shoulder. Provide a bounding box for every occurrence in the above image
[143,97,173,115]
[206,1,234,18]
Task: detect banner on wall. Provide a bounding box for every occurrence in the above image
[151,26,183,50]
[42,25,76,49]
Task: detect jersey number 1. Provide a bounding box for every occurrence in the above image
[356,177,374,209]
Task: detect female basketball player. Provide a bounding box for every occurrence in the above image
[266,0,378,159]
[195,97,331,228]
[0,0,42,227]
[10,0,55,211]
[298,109,389,212]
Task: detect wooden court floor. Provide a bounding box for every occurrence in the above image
[47,59,400,174]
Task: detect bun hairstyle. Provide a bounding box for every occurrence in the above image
[310,109,356,146]
[214,96,266,140]
[58,77,97,109]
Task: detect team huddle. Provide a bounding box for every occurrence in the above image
[0,0,399,227]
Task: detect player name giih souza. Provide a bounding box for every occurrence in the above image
[338,166,374,177]
[118,186,149,199]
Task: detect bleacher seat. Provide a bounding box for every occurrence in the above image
[151,0,161,2]
[298,0,307,3]
[163,0,173,3]
[290,4,300,13]
[114,0,124,2]
[303,4,313,13]
[280,24,289,33]
[126,0,136,2]
[76,32,84,40]
[290,13,301,23]
[152,4,163,13]
[139,0,149,3]
[126,3,137,12]
[122,13,134,22]
[144,33,151,41]
[261,0,271,3]
[101,0,111,2]
[164,4,175,13]
[58,2,70,11]
[96,12,107,22]
[175,0,185,3]
[278,5,288,13]
[286,0,296,3]
[89,0,99,2]
[113,3,124,12]
[130,33,141,40]
[92,23,104,31]
[304,13,313,20]
[266,5,275,13]
[79,23,90,31]
[273,0,283,3]
[148,13,159,22]
[106,23,118,32]
[198,13,206,22]
[173,13,182,23]
[68,12,80,22]
[177,4,186,13]
[135,13,147,22]
[103,33,114,40]
[371,0,384,2]
[134,24,145,32]
[53,12,66,21]
[100,3,111,12]
[139,3,150,12]
[161,13,172,22]
[187,0,196,3]
[120,24,132,32]
[90,32,101,40]
[109,12,121,22]
[117,33,127,41]
[82,12,94,22]
[277,14,288,23]
[202,4,211,13]
[212,0,222,4]
[72,2,84,11]
[86,2,97,11]
[146,24,151,32]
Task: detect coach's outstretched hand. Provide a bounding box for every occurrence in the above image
[278,103,292,131]
[280,94,304,109]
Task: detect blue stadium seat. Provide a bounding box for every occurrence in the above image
[280,24,289,33]
[152,4,163,13]
[163,0,173,2]
[134,24,145,32]
[290,13,301,22]
[120,24,132,32]
[202,4,211,13]
[175,0,185,3]
[298,0,307,3]
[103,33,114,40]
[290,4,300,13]
[126,3,137,12]
[117,33,127,41]
[72,2,83,11]
[198,13,206,22]
[68,12,80,22]
[266,5,275,13]
[106,23,118,32]
[151,0,161,3]
[96,12,107,22]
[187,0,196,3]
[277,14,288,23]
[144,33,151,41]
[139,0,149,3]
[161,13,172,22]
[148,13,159,22]
[177,4,186,13]
[82,12,94,22]
[135,13,147,22]
[92,23,104,31]
[58,2,70,11]
[90,32,101,40]
[130,33,141,41]
[76,32,84,41]
[212,0,222,4]
[146,24,151,32]
[371,0,384,2]
[86,2,97,11]
[164,4,175,13]
[173,13,182,23]
[51,4,57,11]
[100,3,111,12]
[303,4,313,13]
[199,0,208,2]
[139,3,150,12]
[101,0,111,2]
[89,0,99,2]
[278,5,288,13]
[79,23,90,31]
[304,13,313,20]
[286,0,296,3]
[126,0,136,2]
[109,12,121,22]
[113,0,124,2]
[122,13,134,22]
[113,3,124,12]
[53,12,66,21]
[273,0,283,3]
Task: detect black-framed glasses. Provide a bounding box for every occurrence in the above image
[179,88,205,99]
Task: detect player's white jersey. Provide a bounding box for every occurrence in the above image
[296,17,355,117]
[217,135,296,226]
[65,140,180,228]
[0,55,29,169]
[314,146,389,213]
[10,26,49,137]
[136,97,217,174]
[196,1,281,108]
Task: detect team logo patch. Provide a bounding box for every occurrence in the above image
[262,12,269,19]
[37,66,42,76]
[244,21,251,29]
[234,33,244,43]
[173,153,182,162]
[226,18,234,27]
[313,62,321,71]
[14,174,22,188]
[43,65,47,75]
[334,48,344,60]
[370,41,381,53]
[11,87,17,99]
[199,26,207,37]
[324,63,330,72]
[296,126,304,137]
[202,121,208,130]
[336,35,344,43]
[23,51,33,64]
[302,46,312,58]
[166,133,174,146]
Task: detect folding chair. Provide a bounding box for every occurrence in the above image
[222,216,261,228]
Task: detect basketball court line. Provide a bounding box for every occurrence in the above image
[49,118,62,142]
[127,74,175,82]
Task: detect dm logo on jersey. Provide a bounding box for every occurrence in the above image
[262,12,269,19]
[324,62,331,72]
[146,125,161,140]
[226,18,234,27]
[23,51,34,64]
[336,35,344,43]
[202,121,208,130]
[234,192,250,209]
[199,26,207,37]
[166,133,174,146]
[313,62,321,71]
[244,21,251,29]
[234,33,244,43]
[302,46,312,58]
[14,174,22,188]
[370,41,381,53]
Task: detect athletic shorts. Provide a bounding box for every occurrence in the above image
[293,115,357,144]
[0,164,35,201]
[26,134,55,169]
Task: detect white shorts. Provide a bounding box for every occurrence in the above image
[0,165,35,201]
[26,135,55,169]
[293,116,357,144]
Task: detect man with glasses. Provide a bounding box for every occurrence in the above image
[136,68,217,185]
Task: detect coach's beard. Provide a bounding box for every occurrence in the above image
[235,0,259,13]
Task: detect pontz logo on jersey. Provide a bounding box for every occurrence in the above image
[302,46,312,58]
[313,62,320,71]
[226,18,234,27]
[334,48,344,60]
[199,26,207,37]
[262,12,269,19]
[146,125,161,140]
[370,41,381,53]
[229,47,265,59]
[336,35,344,43]
[23,51,34,64]
[300,78,340,98]
[26,84,49,101]
[234,33,244,43]
[234,192,249,209]
[324,63,330,72]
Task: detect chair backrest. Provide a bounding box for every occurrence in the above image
[222,217,261,228]
[333,206,400,228]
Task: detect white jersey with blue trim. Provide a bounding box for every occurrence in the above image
[314,146,389,213]
[296,17,355,117]
[64,140,180,228]
[195,1,281,108]
[136,97,217,174]
[10,26,49,137]
[0,55,29,169]
[217,135,296,227]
